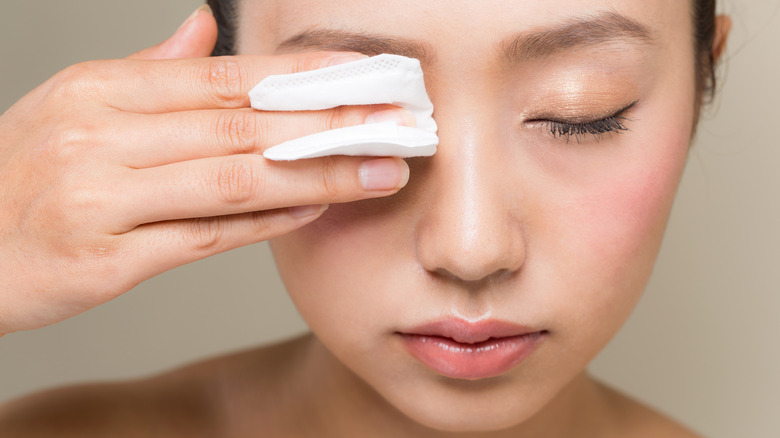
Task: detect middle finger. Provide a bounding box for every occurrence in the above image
[113,105,413,168]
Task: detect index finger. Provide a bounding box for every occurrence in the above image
[105,52,367,114]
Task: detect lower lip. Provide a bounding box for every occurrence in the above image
[400,332,546,380]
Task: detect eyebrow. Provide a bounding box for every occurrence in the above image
[278,29,436,63]
[276,12,656,65]
[501,12,655,62]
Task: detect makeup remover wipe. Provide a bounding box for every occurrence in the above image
[249,54,438,161]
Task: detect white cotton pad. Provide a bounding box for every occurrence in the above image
[249,54,438,161]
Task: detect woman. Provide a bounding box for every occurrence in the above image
[0,0,731,436]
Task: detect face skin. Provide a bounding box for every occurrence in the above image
[238,0,697,434]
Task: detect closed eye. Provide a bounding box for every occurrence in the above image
[529,100,638,143]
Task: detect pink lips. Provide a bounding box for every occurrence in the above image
[399,319,546,380]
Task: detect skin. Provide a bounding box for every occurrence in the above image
[0,1,731,437]
[0,8,412,336]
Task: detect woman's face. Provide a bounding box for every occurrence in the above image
[239,0,696,431]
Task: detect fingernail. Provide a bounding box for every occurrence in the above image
[365,109,417,127]
[359,158,410,191]
[178,4,213,31]
[326,53,369,67]
[290,204,329,219]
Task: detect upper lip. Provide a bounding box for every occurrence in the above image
[399,318,541,344]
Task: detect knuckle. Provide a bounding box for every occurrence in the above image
[320,106,367,132]
[202,59,246,107]
[249,211,273,235]
[53,62,90,85]
[76,241,120,271]
[186,217,223,253]
[215,111,260,155]
[289,52,335,74]
[59,240,122,296]
[316,157,342,200]
[46,121,100,162]
[291,55,324,74]
[50,61,106,100]
[322,106,349,131]
[55,186,104,228]
[21,183,120,281]
[213,158,262,206]
[61,187,96,211]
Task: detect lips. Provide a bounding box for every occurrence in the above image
[398,319,546,380]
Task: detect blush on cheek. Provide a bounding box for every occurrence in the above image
[575,128,691,284]
[537,130,693,358]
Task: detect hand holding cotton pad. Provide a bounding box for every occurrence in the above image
[249,54,438,161]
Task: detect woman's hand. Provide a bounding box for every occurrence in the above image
[0,8,411,336]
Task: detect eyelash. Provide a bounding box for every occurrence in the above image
[538,101,637,142]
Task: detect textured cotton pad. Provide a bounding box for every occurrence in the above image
[249,54,438,161]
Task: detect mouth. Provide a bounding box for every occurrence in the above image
[397,319,547,380]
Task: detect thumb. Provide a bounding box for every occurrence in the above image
[128,5,218,60]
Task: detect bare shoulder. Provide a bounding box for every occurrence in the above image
[0,336,309,438]
[595,380,704,438]
[0,370,221,438]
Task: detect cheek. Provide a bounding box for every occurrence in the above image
[534,111,693,351]
[270,200,414,350]
[572,144,685,274]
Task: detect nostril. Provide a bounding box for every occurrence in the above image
[428,266,519,287]
[415,211,527,285]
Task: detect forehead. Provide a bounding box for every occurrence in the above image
[237,0,691,59]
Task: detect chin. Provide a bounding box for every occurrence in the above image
[396,398,532,433]
[377,377,552,433]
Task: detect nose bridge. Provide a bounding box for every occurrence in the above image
[415,106,526,284]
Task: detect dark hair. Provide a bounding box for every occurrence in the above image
[693,0,719,107]
[207,0,720,104]
[207,0,237,58]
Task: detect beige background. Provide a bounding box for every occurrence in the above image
[0,1,778,436]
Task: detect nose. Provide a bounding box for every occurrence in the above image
[414,114,527,286]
